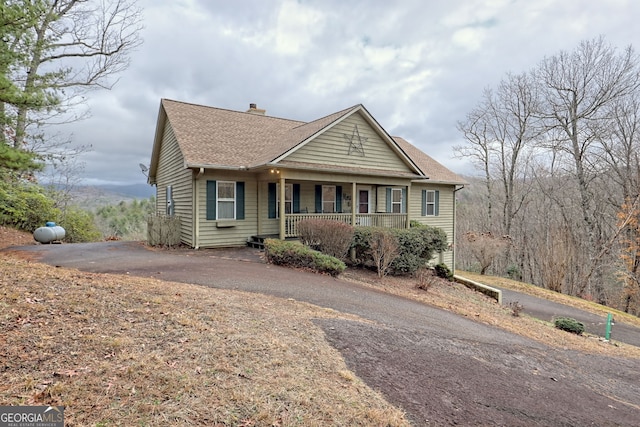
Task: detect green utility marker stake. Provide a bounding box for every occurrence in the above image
[605,313,614,341]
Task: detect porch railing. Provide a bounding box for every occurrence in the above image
[284,213,407,237]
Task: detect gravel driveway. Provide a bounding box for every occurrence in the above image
[7,241,640,426]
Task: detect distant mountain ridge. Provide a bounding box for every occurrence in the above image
[62,183,155,210]
[93,183,155,199]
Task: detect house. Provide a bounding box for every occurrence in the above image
[148,99,465,269]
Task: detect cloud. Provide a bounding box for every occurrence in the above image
[38,0,640,186]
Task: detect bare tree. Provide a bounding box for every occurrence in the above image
[6,0,143,148]
[369,230,399,278]
[456,73,541,237]
[455,105,495,228]
[534,37,640,296]
[464,231,511,275]
[456,37,640,312]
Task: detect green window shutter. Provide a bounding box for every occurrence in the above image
[401,188,406,214]
[236,182,245,220]
[293,184,300,213]
[315,185,322,213]
[386,188,391,213]
[336,186,342,212]
[268,183,276,219]
[421,189,426,216]
[206,180,216,220]
[435,190,440,216]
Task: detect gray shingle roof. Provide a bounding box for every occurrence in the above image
[393,136,466,185]
[156,99,464,184]
[161,99,359,168]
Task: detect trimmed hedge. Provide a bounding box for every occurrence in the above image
[554,317,585,335]
[434,263,453,281]
[351,225,448,275]
[264,239,346,277]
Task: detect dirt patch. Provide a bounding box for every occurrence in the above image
[319,317,640,426]
[0,226,36,248]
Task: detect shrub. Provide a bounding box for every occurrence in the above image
[0,181,59,232]
[554,317,585,335]
[369,230,399,277]
[351,226,448,275]
[508,301,524,317]
[297,219,354,260]
[506,264,521,280]
[58,207,103,243]
[434,263,453,281]
[415,267,438,291]
[264,239,345,276]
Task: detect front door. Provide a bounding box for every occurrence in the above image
[358,190,369,213]
[358,189,371,226]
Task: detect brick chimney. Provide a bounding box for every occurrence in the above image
[246,103,266,115]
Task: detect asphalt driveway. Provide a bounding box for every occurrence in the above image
[5,241,640,426]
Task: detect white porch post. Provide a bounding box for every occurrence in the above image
[279,176,286,239]
[257,181,262,235]
[351,181,357,226]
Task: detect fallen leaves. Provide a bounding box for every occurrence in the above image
[0,254,409,426]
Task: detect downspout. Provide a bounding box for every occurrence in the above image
[194,167,205,249]
[452,185,465,272]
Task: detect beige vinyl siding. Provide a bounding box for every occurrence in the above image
[155,121,194,245]
[409,183,456,270]
[286,113,413,173]
[195,172,258,247]
[258,181,278,236]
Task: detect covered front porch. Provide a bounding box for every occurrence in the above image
[257,171,417,240]
[283,212,407,238]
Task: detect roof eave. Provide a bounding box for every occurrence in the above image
[187,163,251,171]
[147,101,168,185]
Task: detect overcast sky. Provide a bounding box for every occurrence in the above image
[56,0,639,187]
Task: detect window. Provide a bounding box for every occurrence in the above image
[217,181,235,219]
[391,188,403,213]
[206,180,245,220]
[422,189,439,216]
[269,183,300,218]
[425,190,436,216]
[276,183,293,216]
[314,185,341,213]
[322,185,336,213]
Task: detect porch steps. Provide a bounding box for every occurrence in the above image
[247,235,297,250]
[247,234,277,250]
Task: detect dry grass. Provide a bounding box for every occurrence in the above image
[459,271,640,329]
[0,234,409,426]
[341,268,640,359]
[3,225,640,426]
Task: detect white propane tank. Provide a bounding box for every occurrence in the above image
[33,222,66,244]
